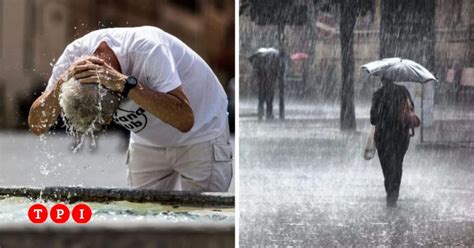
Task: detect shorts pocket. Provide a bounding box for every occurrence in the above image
[209,142,233,192]
[213,143,232,162]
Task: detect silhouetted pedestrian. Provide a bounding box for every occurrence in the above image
[249,48,285,120]
[370,78,415,207]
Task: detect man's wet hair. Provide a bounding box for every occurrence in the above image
[59,77,121,134]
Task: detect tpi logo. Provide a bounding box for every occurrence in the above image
[113,107,147,133]
[28,203,92,224]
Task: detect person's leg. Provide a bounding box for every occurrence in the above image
[377,143,398,206]
[391,153,403,203]
[385,150,400,206]
[391,140,409,204]
[258,76,265,120]
[266,81,275,120]
[127,143,180,190]
[377,147,390,194]
[175,130,233,192]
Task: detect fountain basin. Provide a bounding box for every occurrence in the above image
[0,187,234,248]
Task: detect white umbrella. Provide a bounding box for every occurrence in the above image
[256,47,279,55]
[361,57,437,83]
[248,47,280,64]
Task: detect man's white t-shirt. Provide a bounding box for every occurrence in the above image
[46,26,228,147]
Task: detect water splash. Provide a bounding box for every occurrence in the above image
[35,134,59,178]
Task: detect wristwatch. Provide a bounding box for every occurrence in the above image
[121,76,138,98]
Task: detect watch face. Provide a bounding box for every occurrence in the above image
[128,76,138,86]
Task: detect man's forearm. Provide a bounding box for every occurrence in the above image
[128,84,194,132]
[28,79,63,135]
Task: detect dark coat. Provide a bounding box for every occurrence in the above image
[370,83,413,147]
[249,52,285,86]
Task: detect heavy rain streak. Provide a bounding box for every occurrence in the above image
[239,0,473,246]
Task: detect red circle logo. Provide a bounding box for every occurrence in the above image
[28,203,48,224]
[50,204,70,224]
[71,203,92,224]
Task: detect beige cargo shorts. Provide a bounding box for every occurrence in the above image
[126,131,233,192]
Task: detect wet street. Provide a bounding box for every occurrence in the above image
[239,100,474,246]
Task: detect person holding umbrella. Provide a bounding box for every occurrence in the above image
[370,76,414,207]
[248,47,286,120]
[363,58,436,207]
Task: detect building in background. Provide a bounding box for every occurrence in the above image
[240,0,473,102]
[0,0,234,128]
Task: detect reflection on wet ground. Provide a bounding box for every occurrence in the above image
[240,101,473,246]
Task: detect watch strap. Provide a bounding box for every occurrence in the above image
[121,76,138,98]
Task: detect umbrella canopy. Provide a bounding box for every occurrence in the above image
[290,52,309,61]
[248,47,280,63]
[255,47,279,55]
[361,57,437,83]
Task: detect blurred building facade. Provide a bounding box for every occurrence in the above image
[240,0,473,102]
[0,0,234,128]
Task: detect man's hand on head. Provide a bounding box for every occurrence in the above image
[60,57,104,83]
[29,57,105,135]
[73,57,127,93]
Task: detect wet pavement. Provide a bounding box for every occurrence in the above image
[239,99,474,246]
